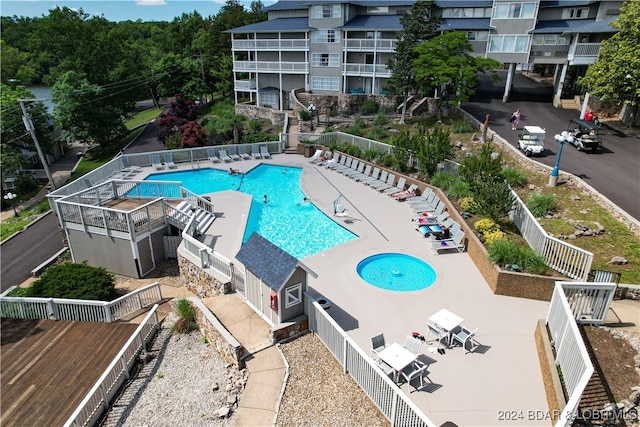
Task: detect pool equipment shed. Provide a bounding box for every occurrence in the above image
[235,233,317,326]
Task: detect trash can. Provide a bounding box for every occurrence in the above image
[304,145,315,158]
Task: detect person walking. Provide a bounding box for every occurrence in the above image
[511,108,521,130]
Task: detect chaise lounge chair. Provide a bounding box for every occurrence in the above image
[207,147,221,163]
[371,173,396,191]
[359,167,380,184]
[259,145,271,159]
[351,164,372,181]
[430,228,466,254]
[308,149,323,163]
[393,184,419,200]
[151,154,164,170]
[383,177,407,195]
[218,149,233,162]
[228,146,241,161]
[164,153,177,169]
[238,145,252,160]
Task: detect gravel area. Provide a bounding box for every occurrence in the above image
[276,333,390,427]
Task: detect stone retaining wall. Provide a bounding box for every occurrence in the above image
[234,103,286,126]
[178,255,232,298]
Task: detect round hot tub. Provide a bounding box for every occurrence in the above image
[356,253,436,292]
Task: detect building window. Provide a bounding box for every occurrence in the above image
[443,7,491,18]
[494,2,536,19]
[312,53,340,67]
[562,8,589,19]
[284,283,302,308]
[312,30,339,43]
[532,34,570,45]
[489,35,530,52]
[312,4,341,19]
[367,6,388,14]
[259,92,277,108]
[467,31,489,41]
[311,76,339,91]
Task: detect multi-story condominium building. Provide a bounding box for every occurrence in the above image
[226,0,622,110]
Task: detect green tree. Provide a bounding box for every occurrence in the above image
[385,0,440,124]
[51,71,127,147]
[416,125,455,176]
[578,1,640,126]
[0,40,38,85]
[28,262,116,300]
[413,32,501,119]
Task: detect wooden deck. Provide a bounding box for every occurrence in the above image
[1,318,138,427]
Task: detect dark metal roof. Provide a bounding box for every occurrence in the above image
[235,233,300,291]
[224,17,312,33]
[338,14,403,31]
[531,18,617,34]
[440,18,492,30]
[264,0,415,11]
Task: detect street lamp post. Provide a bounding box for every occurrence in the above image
[548,131,574,187]
[4,192,18,217]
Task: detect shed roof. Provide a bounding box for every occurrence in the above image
[235,233,316,291]
[224,17,312,33]
[440,18,492,31]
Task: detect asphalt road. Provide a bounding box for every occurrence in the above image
[461,72,640,221]
[1,212,63,292]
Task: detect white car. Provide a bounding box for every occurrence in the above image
[518,126,546,157]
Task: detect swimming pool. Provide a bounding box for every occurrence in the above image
[145,165,357,259]
[356,253,436,292]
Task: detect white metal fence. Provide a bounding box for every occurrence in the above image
[64,305,160,427]
[561,282,616,325]
[304,292,437,427]
[0,283,163,322]
[547,283,594,427]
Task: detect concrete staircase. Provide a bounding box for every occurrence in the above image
[167,201,215,235]
[560,97,581,111]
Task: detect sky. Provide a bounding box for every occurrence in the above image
[0,0,277,22]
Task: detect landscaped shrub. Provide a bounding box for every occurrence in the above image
[460,197,475,213]
[527,193,559,217]
[173,298,197,334]
[484,230,507,246]
[501,167,527,187]
[474,218,500,234]
[451,119,474,133]
[487,239,516,266]
[345,145,362,157]
[366,127,387,141]
[523,251,547,275]
[323,127,335,133]
[374,114,389,126]
[363,149,379,162]
[487,239,547,274]
[353,117,366,128]
[360,100,379,115]
[28,262,116,300]
[299,110,311,121]
[430,172,457,190]
[447,180,472,199]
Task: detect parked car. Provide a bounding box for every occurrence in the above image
[567,118,604,152]
[518,126,546,157]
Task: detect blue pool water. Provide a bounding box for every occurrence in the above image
[145,165,357,258]
[356,253,436,292]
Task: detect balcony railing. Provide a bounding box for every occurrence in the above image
[233,61,308,73]
[235,80,257,90]
[573,43,601,57]
[232,39,308,51]
[344,38,396,52]
[344,63,391,77]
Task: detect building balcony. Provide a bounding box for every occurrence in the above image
[344,63,391,77]
[235,80,257,90]
[232,39,309,51]
[233,61,309,73]
[568,43,601,65]
[344,38,396,52]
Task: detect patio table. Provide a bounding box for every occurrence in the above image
[377,342,417,383]
[428,308,464,347]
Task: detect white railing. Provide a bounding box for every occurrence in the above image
[305,292,437,427]
[345,38,396,51]
[234,79,256,90]
[0,283,163,322]
[344,63,391,77]
[510,191,593,280]
[561,282,616,325]
[64,305,160,427]
[233,60,308,73]
[546,283,594,427]
[573,43,601,57]
[232,39,308,50]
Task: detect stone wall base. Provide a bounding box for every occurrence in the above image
[535,319,566,425]
[178,255,233,298]
[271,314,309,343]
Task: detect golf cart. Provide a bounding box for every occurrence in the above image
[567,118,604,151]
[518,126,545,156]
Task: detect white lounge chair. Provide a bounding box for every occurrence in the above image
[308,149,323,163]
[164,153,177,169]
[207,147,221,163]
[252,144,262,159]
[359,167,380,184]
[343,160,364,177]
[333,157,353,173]
[229,147,241,161]
[383,177,407,195]
[351,164,372,181]
[327,154,347,170]
[371,173,396,191]
[366,170,387,187]
[259,145,271,159]
[393,184,419,200]
[238,145,252,160]
[218,149,233,162]
[431,228,466,254]
[151,154,164,170]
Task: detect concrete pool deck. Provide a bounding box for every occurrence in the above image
[133,153,551,426]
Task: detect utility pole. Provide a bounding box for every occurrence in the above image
[17,98,56,190]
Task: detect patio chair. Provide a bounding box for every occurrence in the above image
[238,145,252,160]
[218,149,233,162]
[351,164,372,181]
[403,334,423,355]
[451,326,479,354]
[333,157,353,173]
[358,167,379,183]
[151,154,164,170]
[393,184,418,201]
[343,161,364,177]
[400,361,431,393]
[308,149,323,163]
[426,322,450,348]
[252,145,262,159]
[366,169,387,187]
[259,145,271,159]
[413,199,446,216]
[164,153,177,169]
[207,147,221,163]
[327,154,347,170]
[228,146,241,161]
[382,177,407,195]
[431,228,466,254]
[376,358,394,378]
[370,333,387,359]
[370,173,395,191]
